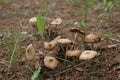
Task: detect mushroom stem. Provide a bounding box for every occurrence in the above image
[71,33,78,49]
[91,43,94,50]
[74,33,78,41]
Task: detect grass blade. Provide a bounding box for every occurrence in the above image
[36,15,45,38]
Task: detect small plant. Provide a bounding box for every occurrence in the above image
[76,0,94,32]
[36,14,45,48]
[6,27,21,80]
[103,0,114,13]
[36,15,45,38]
[31,66,42,80]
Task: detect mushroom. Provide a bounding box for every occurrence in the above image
[57,39,77,45]
[29,17,37,23]
[44,56,59,69]
[66,50,81,57]
[79,50,98,60]
[25,44,35,60]
[69,28,85,42]
[69,28,85,49]
[51,18,62,25]
[29,17,37,27]
[69,28,85,35]
[57,38,78,52]
[44,36,61,50]
[45,18,62,40]
[85,33,100,49]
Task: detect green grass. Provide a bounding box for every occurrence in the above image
[65,0,81,7]
[6,27,21,80]
[31,66,42,80]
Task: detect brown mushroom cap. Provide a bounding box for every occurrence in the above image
[69,28,85,34]
[66,50,81,57]
[44,36,61,50]
[79,50,98,60]
[44,56,59,69]
[85,33,100,43]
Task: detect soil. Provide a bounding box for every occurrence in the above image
[0,0,120,80]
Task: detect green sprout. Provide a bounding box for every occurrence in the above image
[103,0,114,12]
[6,27,20,80]
[36,15,45,39]
[31,66,42,80]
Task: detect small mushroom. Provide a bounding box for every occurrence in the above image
[44,56,59,69]
[25,44,35,60]
[69,28,85,41]
[45,18,62,40]
[79,50,98,60]
[29,17,37,23]
[66,50,81,57]
[85,33,100,43]
[57,38,78,51]
[57,39,77,45]
[85,33,100,49]
[44,36,61,50]
[69,28,85,49]
[51,18,62,25]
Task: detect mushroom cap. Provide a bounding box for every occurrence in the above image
[29,17,37,23]
[66,50,81,57]
[25,44,35,60]
[44,36,61,50]
[69,28,85,34]
[79,50,98,60]
[44,56,59,69]
[57,39,77,45]
[85,33,100,43]
[51,18,62,25]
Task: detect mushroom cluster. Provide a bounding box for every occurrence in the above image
[29,17,63,40]
[43,36,78,69]
[27,17,101,69]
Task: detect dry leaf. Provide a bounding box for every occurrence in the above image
[51,18,62,25]
[25,44,35,60]
[75,67,84,71]
[57,39,77,45]
[44,56,59,69]
[44,36,61,50]
[79,50,98,60]
[66,50,81,57]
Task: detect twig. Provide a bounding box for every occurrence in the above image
[52,62,85,76]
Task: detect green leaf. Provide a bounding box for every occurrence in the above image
[107,1,113,9]
[37,15,45,38]
[31,66,42,80]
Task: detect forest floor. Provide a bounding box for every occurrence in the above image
[0,0,120,80]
